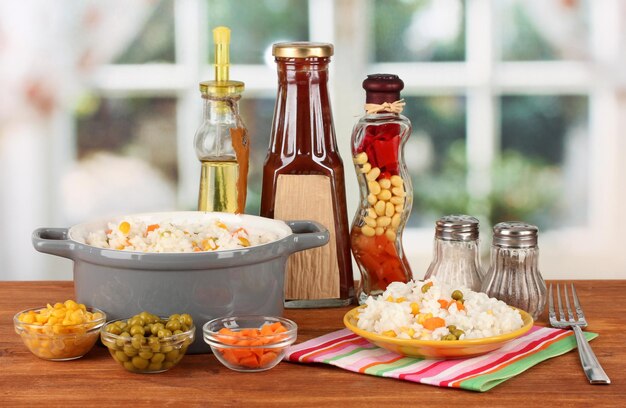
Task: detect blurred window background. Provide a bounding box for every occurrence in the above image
[1,0,625,280]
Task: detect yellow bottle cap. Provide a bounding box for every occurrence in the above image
[200,26,245,97]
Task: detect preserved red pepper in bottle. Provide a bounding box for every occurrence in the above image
[350,74,413,303]
[261,42,354,308]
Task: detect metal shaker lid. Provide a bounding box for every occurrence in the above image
[435,215,479,241]
[492,221,538,248]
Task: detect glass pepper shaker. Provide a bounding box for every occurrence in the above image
[424,215,483,291]
[350,74,413,303]
[481,222,547,320]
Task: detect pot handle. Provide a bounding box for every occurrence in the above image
[32,228,75,260]
[287,220,330,253]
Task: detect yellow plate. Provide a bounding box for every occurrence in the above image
[343,306,534,359]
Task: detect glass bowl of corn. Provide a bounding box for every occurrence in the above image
[14,300,106,361]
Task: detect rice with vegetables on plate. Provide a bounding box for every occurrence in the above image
[86,218,278,253]
[356,278,524,341]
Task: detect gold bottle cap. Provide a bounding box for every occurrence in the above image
[272,42,333,58]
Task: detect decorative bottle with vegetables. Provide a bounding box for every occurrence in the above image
[350,74,413,303]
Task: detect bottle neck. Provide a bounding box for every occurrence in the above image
[270,57,337,156]
[202,95,241,123]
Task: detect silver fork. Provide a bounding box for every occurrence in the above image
[548,283,610,384]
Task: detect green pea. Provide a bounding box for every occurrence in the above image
[179,314,193,327]
[421,283,432,294]
[453,329,465,339]
[148,337,161,352]
[451,290,464,301]
[132,356,149,370]
[168,314,181,322]
[130,325,145,336]
[115,350,129,362]
[165,319,181,332]
[123,345,138,357]
[160,344,173,354]
[446,325,457,332]
[151,353,165,364]
[157,329,172,339]
[165,349,180,362]
[123,361,135,371]
[442,334,457,341]
[148,362,162,371]
[151,323,165,335]
[162,361,174,370]
[106,325,122,335]
[131,334,146,350]
[139,350,153,360]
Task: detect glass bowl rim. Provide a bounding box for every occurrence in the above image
[13,306,107,332]
[202,315,297,343]
[100,317,196,343]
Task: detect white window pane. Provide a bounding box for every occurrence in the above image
[404,96,468,226]
[207,0,309,65]
[115,0,176,64]
[373,0,465,62]
[497,0,590,61]
[499,95,589,228]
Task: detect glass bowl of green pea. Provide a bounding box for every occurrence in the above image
[100,311,195,373]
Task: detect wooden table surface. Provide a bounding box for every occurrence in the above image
[0,281,623,407]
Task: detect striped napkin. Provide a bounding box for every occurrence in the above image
[285,326,597,392]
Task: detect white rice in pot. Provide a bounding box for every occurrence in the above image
[85,218,278,253]
[356,278,525,341]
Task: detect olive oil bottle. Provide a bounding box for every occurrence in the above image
[195,26,249,213]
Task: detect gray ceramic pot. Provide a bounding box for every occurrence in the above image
[32,211,329,353]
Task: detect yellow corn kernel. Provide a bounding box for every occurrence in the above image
[395,297,407,303]
[238,236,250,247]
[374,200,386,216]
[366,167,381,181]
[21,314,35,324]
[410,302,420,315]
[118,221,131,235]
[216,221,228,229]
[390,175,404,187]
[353,152,368,165]
[487,310,493,315]
[379,178,391,189]
[376,216,391,227]
[367,180,381,195]
[377,189,392,201]
[385,202,395,217]
[392,187,406,197]
[361,225,375,237]
[385,296,395,302]
[364,216,377,228]
[382,330,396,338]
[417,313,433,325]
[400,327,416,338]
[360,162,372,174]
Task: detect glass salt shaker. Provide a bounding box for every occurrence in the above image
[481,222,547,320]
[424,215,483,291]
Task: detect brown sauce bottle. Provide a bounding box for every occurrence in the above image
[261,42,354,308]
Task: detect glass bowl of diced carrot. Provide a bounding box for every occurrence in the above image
[202,315,297,372]
[14,300,106,361]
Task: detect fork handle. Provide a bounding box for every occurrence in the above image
[572,325,611,384]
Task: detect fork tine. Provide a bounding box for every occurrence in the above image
[556,284,565,321]
[548,284,556,322]
[571,284,586,322]
[563,284,576,322]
